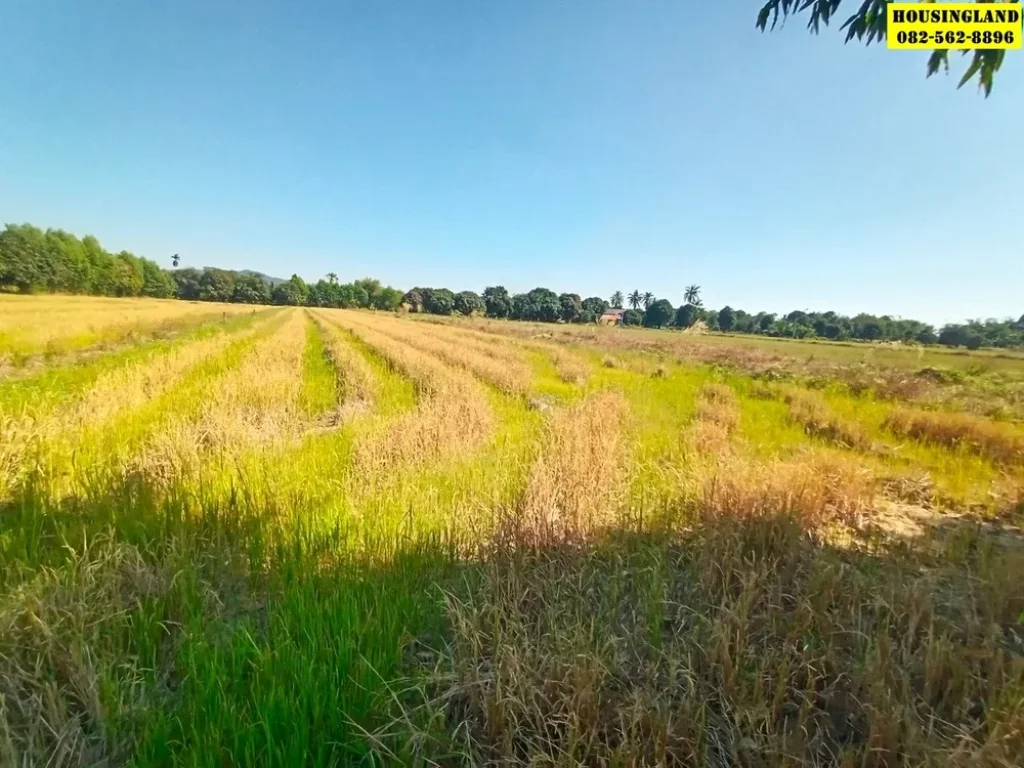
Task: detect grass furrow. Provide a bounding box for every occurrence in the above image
[0,311,276,498]
[3,297,1023,767]
[320,310,494,471]
[345,313,533,395]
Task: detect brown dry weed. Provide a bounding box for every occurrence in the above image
[885,406,1024,465]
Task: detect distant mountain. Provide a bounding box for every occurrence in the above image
[240,270,288,286]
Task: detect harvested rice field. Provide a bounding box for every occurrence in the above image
[2,297,1022,766]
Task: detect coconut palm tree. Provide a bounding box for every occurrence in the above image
[326,272,338,284]
[171,253,180,268]
[610,291,624,309]
[684,284,701,305]
[628,290,642,310]
[642,292,654,310]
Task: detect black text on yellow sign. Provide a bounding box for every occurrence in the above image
[887,2,1022,49]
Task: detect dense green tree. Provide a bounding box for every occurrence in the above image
[198,268,235,303]
[81,235,115,295]
[272,276,306,306]
[110,253,145,297]
[642,292,655,310]
[172,268,202,300]
[643,299,674,328]
[514,287,560,322]
[581,297,609,317]
[348,284,371,309]
[506,287,561,323]
[454,290,485,316]
[511,293,530,321]
[44,229,89,292]
[232,272,271,304]
[403,288,425,312]
[423,287,456,315]
[483,286,512,318]
[675,302,700,329]
[141,259,176,298]
[373,286,404,311]
[0,223,49,293]
[622,308,643,326]
[559,293,582,323]
[305,281,329,307]
[718,306,736,332]
[288,274,309,304]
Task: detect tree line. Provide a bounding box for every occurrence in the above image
[0,223,403,311]
[404,284,1024,350]
[2,221,1021,349]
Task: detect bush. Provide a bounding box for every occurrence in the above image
[643,299,674,328]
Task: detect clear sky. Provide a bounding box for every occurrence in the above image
[1,1,1020,325]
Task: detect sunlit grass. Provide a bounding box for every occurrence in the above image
[2,299,1023,766]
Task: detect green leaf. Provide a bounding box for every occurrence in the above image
[957,54,984,89]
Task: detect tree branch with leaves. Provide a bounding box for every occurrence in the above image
[756,0,1013,96]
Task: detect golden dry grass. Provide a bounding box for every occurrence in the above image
[0,317,268,497]
[529,341,591,384]
[320,311,494,471]
[413,313,1024,419]
[430,510,1024,767]
[309,312,378,415]
[784,387,874,451]
[693,452,875,526]
[345,313,532,395]
[0,294,254,362]
[685,382,740,456]
[4,298,1024,766]
[134,310,308,481]
[506,392,629,544]
[885,406,1024,465]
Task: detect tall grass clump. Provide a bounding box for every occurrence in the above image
[0,312,271,499]
[885,406,1024,465]
[419,513,1024,766]
[784,387,874,451]
[136,310,308,482]
[310,311,378,414]
[504,392,628,544]
[321,311,493,470]
[0,295,257,364]
[686,381,740,455]
[348,312,533,395]
[691,452,875,526]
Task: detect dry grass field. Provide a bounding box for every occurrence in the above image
[1,297,1022,766]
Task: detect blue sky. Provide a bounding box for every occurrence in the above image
[1,1,1020,325]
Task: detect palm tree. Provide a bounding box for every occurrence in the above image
[610,291,624,309]
[326,272,338,284]
[684,284,701,305]
[642,292,654,310]
[171,253,180,268]
[628,290,642,310]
